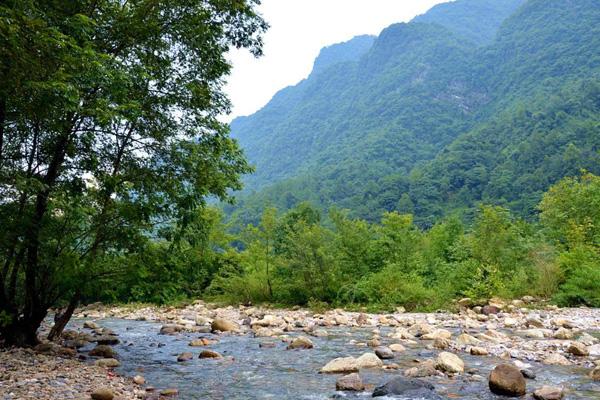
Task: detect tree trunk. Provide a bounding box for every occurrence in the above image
[0,313,46,347]
[47,292,80,341]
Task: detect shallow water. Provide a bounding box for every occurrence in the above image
[74,319,600,399]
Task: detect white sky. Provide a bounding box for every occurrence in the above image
[224,0,449,121]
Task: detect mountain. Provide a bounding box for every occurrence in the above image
[229,0,600,226]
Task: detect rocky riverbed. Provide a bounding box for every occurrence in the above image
[1,297,600,399]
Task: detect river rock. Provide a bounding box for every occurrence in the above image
[373,377,439,398]
[408,322,434,337]
[160,388,178,396]
[567,342,589,356]
[375,346,394,359]
[356,352,383,368]
[287,336,314,349]
[90,388,114,400]
[435,352,464,374]
[543,353,571,366]
[95,358,120,368]
[482,305,500,315]
[199,350,222,359]
[321,357,359,373]
[522,329,546,339]
[433,337,450,350]
[590,366,600,381]
[189,338,216,347]
[83,321,101,330]
[457,333,481,346]
[404,360,437,378]
[133,375,145,385]
[211,318,239,332]
[367,338,381,347]
[533,386,564,400]
[89,345,116,358]
[489,364,526,397]
[458,298,473,308]
[389,343,406,352]
[177,352,194,362]
[335,373,365,391]
[553,328,574,340]
[470,346,488,356]
[422,329,451,341]
[526,317,545,328]
[95,335,120,345]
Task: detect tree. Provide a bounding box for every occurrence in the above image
[0,0,266,346]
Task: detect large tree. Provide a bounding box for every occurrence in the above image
[0,0,266,346]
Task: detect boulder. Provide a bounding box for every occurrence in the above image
[435,352,464,374]
[526,317,545,328]
[335,373,365,391]
[177,352,194,362]
[533,386,564,400]
[199,350,222,359]
[421,329,452,341]
[83,321,100,330]
[433,338,450,350]
[590,366,600,381]
[367,338,381,347]
[489,364,526,397]
[389,343,406,353]
[94,336,119,345]
[89,345,116,358]
[567,342,589,357]
[457,333,481,346]
[373,377,440,398]
[356,352,383,369]
[211,318,239,332]
[522,329,546,339]
[287,336,314,350]
[133,375,145,385]
[189,338,216,347]
[356,313,369,325]
[458,298,473,308]
[321,357,359,373]
[470,346,488,356]
[95,358,120,368]
[90,388,114,400]
[404,360,437,378]
[375,346,394,360]
[482,305,500,315]
[543,353,571,366]
[160,388,178,397]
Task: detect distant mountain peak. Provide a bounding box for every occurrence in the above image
[311,35,375,76]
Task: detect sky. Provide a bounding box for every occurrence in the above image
[223,0,449,121]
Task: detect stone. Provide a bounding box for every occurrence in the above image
[521,369,536,379]
[356,313,369,325]
[133,375,145,385]
[321,357,359,373]
[408,322,434,337]
[367,338,381,347]
[335,373,365,391]
[590,366,600,381]
[83,321,101,330]
[435,352,464,374]
[504,317,518,328]
[375,346,394,359]
[526,317,545,328]
[189,338,216,347]
[177,352,194,362]
[489,364,527,397]
[90,388,114,400]
[89,345,116,358]
[457,333,481,346]
[404,360,437,378]
[458,298,473,308]
[287,336,314,350]
[421,329,452,341]
[567,342,589,357]
[470,346,488,356]
[373,377,440,398]
[553,328,574,340]
[482,305,500,315]
[543,354,571,366]
[533,386,564,400]
[522,329,545,339]
[389,343,406,352]
[522,295,535,303]
[199,350,222,359]
[160,388,178,396]
[211,318,240,332]
[356,352,383,368]
[95,358,120,368]
[95,336,120,345]
[433,338,450,350]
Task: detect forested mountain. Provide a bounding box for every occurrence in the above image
[229,0,600,226]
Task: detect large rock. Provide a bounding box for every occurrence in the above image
[435,352,464,374]
[404,360,437,378]
[457,333,482,346]
[489,364,527,397]
[95,358,120,368]
[160,324,185,335]
[321,357,358,373]
[533,386,564,400]
[567,342,589,357]
[375,346,394,360]
[389,343,406,353]
[553,328,574,340]
[356,352,383,369]
[211,318,240,332]
[199,350,222,359]
[89,345,116,358]
[373,377,440,398]
[93,335,120,345]
[543,353,571,366]
[83,321,101,330]
[287,336,314,350]
[421,329,451,341]
[335,373,365,391]
[177,352,194,362]
[90,388,114,400]
[590,366,600,381]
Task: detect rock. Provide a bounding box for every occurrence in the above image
[533,386,564,400]
[504,317,518,328]
[321,357,359,373]
[199,350,222,359]
[259,342,276,348]
[404,360,437,378]
[287,336,314,350]
[552,318,574,329]
[482,305,500,315]
[489,364,527,397]
[521,369,537,379]
[522,295,535,303]
[63,339,88,349]
[160,388,178,396]
[375,346,394,359]
[33,343,58,354]
[335,373,365,391]
[211,318,239,332]
[373,377,439,398]
[90,388,114,400]
[422,329,451,341]
[356,313,369,325]
[83,321,101,330]
[526,317,545,328]
[589,366,600,381]
[89,345,116,358]
[470,346,488,356]
[95,358,120,368]
[567,342,589,357]
[367,338,381,347]
[522,329,546,339]
[408,322,434,337]
[457,333,482,346]
[435,352,464,374]
[189,338,216,347]
[543,353,571,366]
[458,298,473,308]
[95,336,120,345]
[553,328,574,340]
[133,375,145,385]
[389,343,406,353]
[177,352,194,362]
[433,338,450,350]
[356,352,383,369]
[159,324,185,335]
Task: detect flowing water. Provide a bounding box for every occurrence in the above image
[73,318,600,399]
